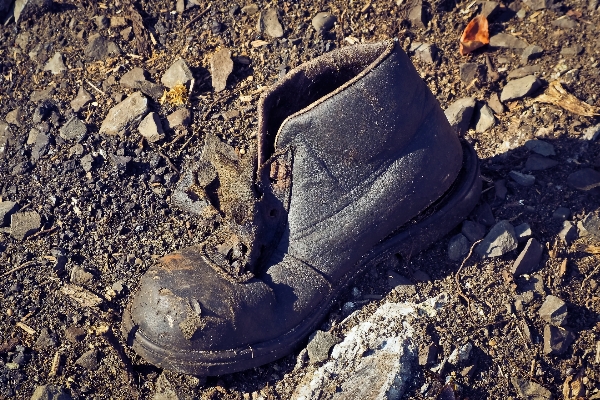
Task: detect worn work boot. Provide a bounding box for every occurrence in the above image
[122,40,481,376]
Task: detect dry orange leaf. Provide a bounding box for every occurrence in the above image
[460,15,490,56]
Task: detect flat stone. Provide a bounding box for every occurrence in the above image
[387,270,416,296]
[161,59,193,89]
[522,0,551,10]
[462,220,486,242]
[488,93,504,114]
[110,16,127,28]
[30,385,72,400]
[507,65,542,80]
[166,108,191,129]
[501,75,542,102]
[567,168,600,190]
[489,33,528,49]
[13,0,52,23]
[59,117,87,142]
[84,34,121,61]
[0,201,19,227]
[257,8,283,38]
[414,43,437,64]
[6,108,25,127]
[153,372,181,400]
[552,207,570,220]
[524,154,558,171]
[306,330,340,363]
[64,326,86,343]
[444,97,476,134]
[543,325,575,355]
[558,221,578,244]
[120,67,148,88]
[510,377,553,400]
[99,92,149,136]
[44,52,67,75]
[509,171,535,187]
[552,17,577,29]
[525,139,555,156]
[476,220,518,258]
[75,349,99,370]
[80,154,96,172]
[561,45,584,56]
[475,103,495,133]
[35,328,58,349]
[515,223,532,241]
[448,233,469,261]
[539,295,568,326]
[241,3,259,15]
[312,12,337,32]
[512,238,543,276]
[582,213,600,238]
[448,342,472,365]
[120,26,133,40]
[11,211,41,240]
[459,63,484,84]
[480,1,499,18]
[521,45,544,63]
[210,48,234,93]
[138,112,164,143]
[292,300,423,400]
[409,0,427,28]
[70,87,93,112]
[31,131,50,161]
[582,123,600,141]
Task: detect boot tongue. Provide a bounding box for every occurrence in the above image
[196,135,264,280]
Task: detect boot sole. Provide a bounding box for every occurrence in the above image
[122,140,481,376]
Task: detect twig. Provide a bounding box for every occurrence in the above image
[183,3,212,30]
[582,264,600,287]
[85,79,106,96]
[16,322,36,335]
[1,261,36,279]
[155,149,180,174]
[27,225,58,240]
[455,239,483,319]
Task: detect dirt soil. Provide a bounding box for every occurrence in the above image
[1,0,600,398]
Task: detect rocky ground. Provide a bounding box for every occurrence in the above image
[1,0,600,398]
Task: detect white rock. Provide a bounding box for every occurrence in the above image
[138,112,164,143]
[99,92,149,136]
[210,48,234,93]
[44,52,67,75]
[161,59,193,89]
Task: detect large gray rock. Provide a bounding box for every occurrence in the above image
[293,302,417,400]
[84,34,121,61]
[43,52,66,75]
[257,8,283,38]
[567,168,600,190]
[521,45,544,63]
[161,59,193,89]
[501,75,542,102]
[70,87,93,112]
[552,17,577,29]
[507,65,542,80]
[448,233,469,261]
[210,48,234,93]
[99,92,149,136]
[476,220,518,258]
[510,377,553,400]
[307,330,340,363]
[522,0,551,10]
[525,139,555,156]
[509,171,535,187]
[59,117,87,142]
[489,33,528,49]
[11,211,41,240]
[512,238,543,276]
[543,325,575,356]
[30,385,72,400]
[0,201,18,227]
[475,103,495,133]
[312,12,336,32]
[138,112,164,143]
[13,0,52,22]
[444,97,476,134]
[539,295,568,326]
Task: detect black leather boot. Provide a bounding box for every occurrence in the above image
[122,40,481,376]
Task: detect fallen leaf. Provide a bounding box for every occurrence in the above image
[460,15,490,56]
[533,81,600,117]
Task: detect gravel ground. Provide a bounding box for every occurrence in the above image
[1,0,600,398]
